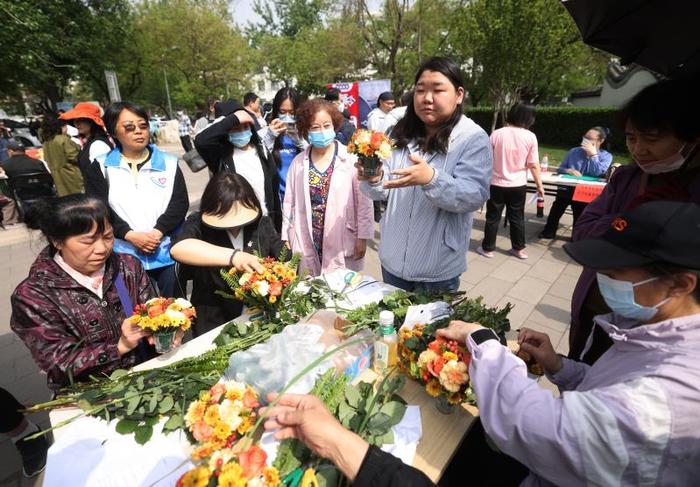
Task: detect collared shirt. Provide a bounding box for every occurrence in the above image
[178,116,193,137]
[557,147,613,178]
[360,115,492,282]
[53,252,106,298]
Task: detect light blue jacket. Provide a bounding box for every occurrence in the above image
[361,115,492,281]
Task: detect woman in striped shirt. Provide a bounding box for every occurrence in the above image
[358,57,492,292]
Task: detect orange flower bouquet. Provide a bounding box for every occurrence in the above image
[129,297,196,353]
[177,380,281,486]
[219,255,301,322]
[399,326,473,413]
[347,128,393,177]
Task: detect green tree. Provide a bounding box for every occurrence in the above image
[0,0,132,112]
[448,0,607,129]
[248,0,329,43]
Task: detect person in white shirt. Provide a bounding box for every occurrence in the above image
[366,91,396,133]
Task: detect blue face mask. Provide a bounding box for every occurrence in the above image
[228,129,252,148]
[279,114,295,124]
[308,128,336,148]
[596,273,670,323]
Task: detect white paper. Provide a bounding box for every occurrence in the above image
[402,302,452,330]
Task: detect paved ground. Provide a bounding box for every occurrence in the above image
[0,142,579,485]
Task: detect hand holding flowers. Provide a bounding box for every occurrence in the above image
[129,297,196,353]
[349,129,393,181]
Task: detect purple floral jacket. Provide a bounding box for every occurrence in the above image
[10,247,155,390]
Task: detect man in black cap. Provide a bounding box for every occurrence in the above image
[366,91,395,133]
[324,88,356,145]
[0,140,49,180]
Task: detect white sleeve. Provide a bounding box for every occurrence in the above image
[88,140,112,163]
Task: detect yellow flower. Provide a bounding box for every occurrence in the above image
[178,466,211,487]
[199,391,212,403]
[204,405,220,426]
[236,415,254,435]
[439,361,469,392]
[213,421,232,441]
[443,351,458,362]
[218,462,247,487]
[426,379,441,397]
[269,295,277,304]
[185,400,207,426]
[192,444,214,460]
[263,466,281,486]
[225,388,242,402]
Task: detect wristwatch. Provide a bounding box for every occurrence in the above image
[471,328,499,345]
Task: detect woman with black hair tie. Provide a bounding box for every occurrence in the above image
[59,102,113,195]
[170,172,287,336]
[357,57,492,292]
[194,99,283,231]
[83,101,189,297]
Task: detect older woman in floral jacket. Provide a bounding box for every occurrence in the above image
[10,195,157,390]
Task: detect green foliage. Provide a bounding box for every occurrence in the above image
[466,106,624,152]
[273,369,349,477]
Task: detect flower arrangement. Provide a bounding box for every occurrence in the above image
[176,444,280,487]
[129,297,196,352]
[184,381,260,459]
[399,327,473,408]
[178,381,280,487]
[219,255,301,321]
[347,129,393,177]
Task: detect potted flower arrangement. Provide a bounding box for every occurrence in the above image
[347,128,393,177]
[399,326,472,414]
[129,297,196,353]
[219,255,301,322]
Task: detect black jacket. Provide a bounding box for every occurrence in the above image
[195,108,282,231]
[354,446,434,487]
[172,213,287,336]
[1,154,49,179]
[78,135,113,196]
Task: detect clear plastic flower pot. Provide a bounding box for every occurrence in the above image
[435,395,455,414]
[360,156,381,177]
[154,329,177,353]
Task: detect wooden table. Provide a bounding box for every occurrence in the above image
[48,299,480,484]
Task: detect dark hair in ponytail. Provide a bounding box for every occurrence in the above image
[25,194,110,251]
[392,57,465,154]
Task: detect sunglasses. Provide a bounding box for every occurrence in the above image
[122,122,150,133]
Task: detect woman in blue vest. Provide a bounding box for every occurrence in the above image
[84,101,189,297]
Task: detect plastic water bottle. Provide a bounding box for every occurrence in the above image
[536,196,545,218]
[540,153,549,173]
[373,311,398,374]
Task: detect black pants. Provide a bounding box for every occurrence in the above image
[179,135,193,153]
[0,387,25,433]
[482,185,527,252]
[147,265,183,298]
[542,186,588,235]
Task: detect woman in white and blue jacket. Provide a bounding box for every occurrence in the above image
[84,101,189,297]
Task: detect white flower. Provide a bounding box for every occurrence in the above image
[218,399,243,430]
[164,308,186,325]
[247,477,265,487]
[145,297,161,306]
[174,298,193,309]
[417,349,437,369]
[253,280,269,297]
[239,272,252,286]
[439,360,468,392]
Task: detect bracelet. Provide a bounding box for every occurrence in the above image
[229,249,239,267]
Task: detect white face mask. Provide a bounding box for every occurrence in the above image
[636,144,687,174]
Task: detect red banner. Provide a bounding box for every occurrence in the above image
[573,184,605,203]
[327,82,360,128]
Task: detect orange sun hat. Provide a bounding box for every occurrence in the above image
[59,102,105,128]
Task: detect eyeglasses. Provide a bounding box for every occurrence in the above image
[122,122,149,133]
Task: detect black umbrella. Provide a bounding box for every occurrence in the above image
[562,0,700,78]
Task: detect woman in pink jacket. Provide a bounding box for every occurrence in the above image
[281,99,373,276]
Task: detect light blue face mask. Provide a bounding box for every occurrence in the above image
[596,273,670,323]
[228,129,252,148]
[278,114,295,124]
[308,128,336,148]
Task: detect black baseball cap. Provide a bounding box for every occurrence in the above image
[378,91,395,102]
[564,201,700,270]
